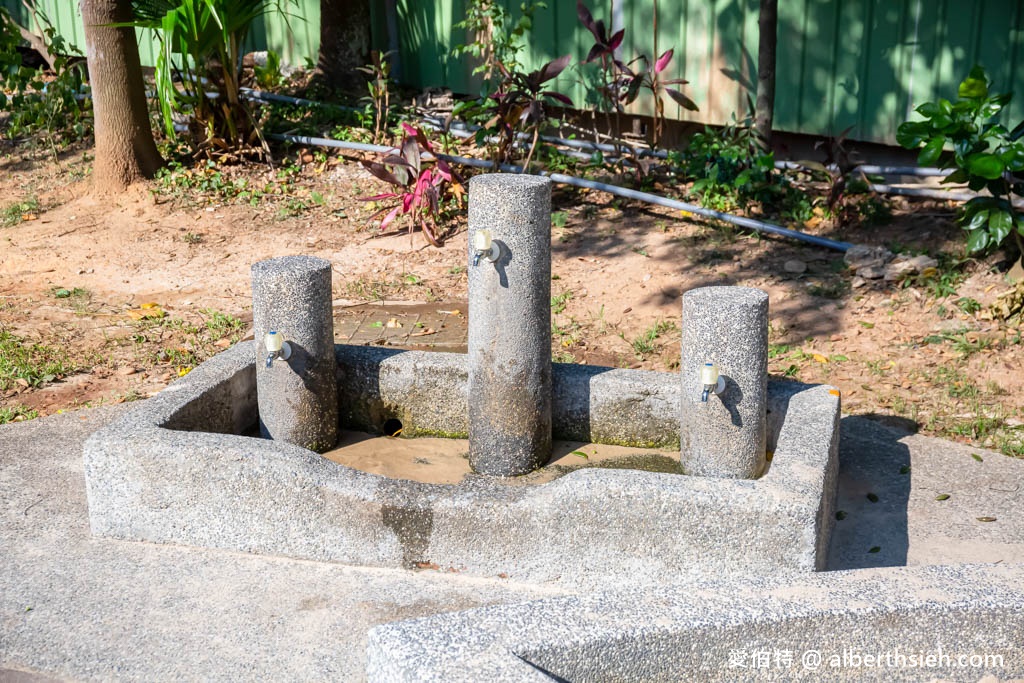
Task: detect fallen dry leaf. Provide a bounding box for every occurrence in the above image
[127,307,166,320]
[409,327,437,337]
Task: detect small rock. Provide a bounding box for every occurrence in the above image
[783,259,807,274]
[116,366,138,376]
[844,244,894,272]
[851,276,867,289]
[884,254,939,281]
[859,266,885,280]
[829,334,843,342]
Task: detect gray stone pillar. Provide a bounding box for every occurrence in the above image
[467,174,552,476]
[252,256,338,453]
[680,286,768,478]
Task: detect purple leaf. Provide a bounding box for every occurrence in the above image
[665,88,699,111]
[361,160,403,186]
[543,91,574,106]
[381,154,412,167]
[401,135,421,174]
[607,28,625,51]
[622,77,643,104]
[614,59,635,77]
[576,0,598,37]
[655,49,673,74]
[539,54,572,83]
[585,43,607,64]
[379,205,402,229]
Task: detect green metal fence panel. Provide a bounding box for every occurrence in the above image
[4,0,320,72]
[375,0,1024,145]
[8,1,1024,144]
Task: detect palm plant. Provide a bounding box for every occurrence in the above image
[128,0,292,154]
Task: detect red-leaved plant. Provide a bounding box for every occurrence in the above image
[360,124,464,246]
[615,49,698,147]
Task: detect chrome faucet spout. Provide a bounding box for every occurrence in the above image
[701,388,710,402]
[472,251,483,267]
[266,352,276,368]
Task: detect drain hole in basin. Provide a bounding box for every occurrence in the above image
[382,418,403,437]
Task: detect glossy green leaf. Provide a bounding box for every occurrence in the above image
[918,137,945,166]
[935,493,950,501]
[1000,144,1024,172]
[896,122,928,149]
[943,169,970,184]
[966,153,1005,179]
[958,65,989,99]
[988,210,1013,244]
[966,207,990,231]
[966,228,990,253]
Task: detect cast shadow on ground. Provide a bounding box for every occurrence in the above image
[827,415,912,570]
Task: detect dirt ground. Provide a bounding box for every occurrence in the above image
[1,143,1022,457]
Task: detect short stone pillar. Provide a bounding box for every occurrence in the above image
[251,255,338,453]
[680,286,768,478]
[467,174,552,476]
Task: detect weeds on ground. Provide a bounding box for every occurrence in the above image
[0,330,76,389]
[0,404,38,424]
[2,197,40,227]
[630,320,677,358]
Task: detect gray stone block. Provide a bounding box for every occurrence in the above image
[83,341,840,587]
[680,286,768,478]
[467,174,553,476]
[251,255,337,452]
[365,563,1024,681]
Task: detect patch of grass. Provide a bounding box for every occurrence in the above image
[2,197,40,228]
[0,404,39,424]
[0,330,76,390]
[182,231,204,244]
[630,320,678,358]
[551,211,568,228]
[551,290,573,314]
[49,286,91,313]
[201,309,244,341]
[955,297,981,315]
[925,331,993,358]
[906,254,968,300]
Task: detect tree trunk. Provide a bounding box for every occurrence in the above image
[317,0,372,90]
[80,0,162,191]
[755,0,777,149]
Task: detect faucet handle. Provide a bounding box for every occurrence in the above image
[473,229,493,252]
[264,331,292,364]
[265,331,284,352]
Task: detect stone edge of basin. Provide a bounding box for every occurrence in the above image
[364,562,1024,681]
[82,341,840,585]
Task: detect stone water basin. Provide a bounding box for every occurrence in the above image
[84,341,840,586]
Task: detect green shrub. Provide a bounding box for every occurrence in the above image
[897,65,1024,254]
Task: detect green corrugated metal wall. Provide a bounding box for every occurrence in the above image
[3,0,320,72]
[385,0,1024,145]
[6,1,1024,145]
